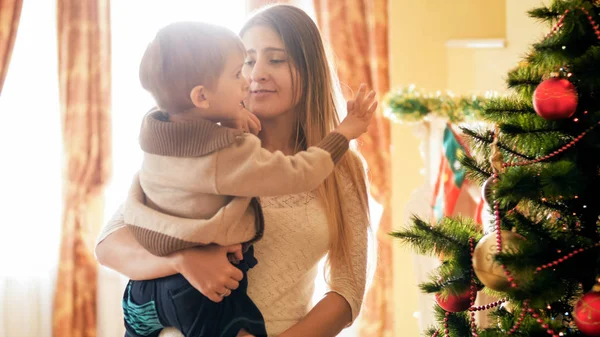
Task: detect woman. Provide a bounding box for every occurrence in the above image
[96,5,370,337]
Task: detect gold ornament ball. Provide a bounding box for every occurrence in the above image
[472,230,525,291]
[501,301,514,313]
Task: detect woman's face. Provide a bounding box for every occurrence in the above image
[241,25,300,120]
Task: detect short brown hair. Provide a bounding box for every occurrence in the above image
[140,22,245,113]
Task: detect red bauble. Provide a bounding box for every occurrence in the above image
[574,291,600,336]
[533,77,578,120]
[435,290,474,312]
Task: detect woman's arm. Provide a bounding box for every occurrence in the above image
[278,293,352,337]
[95,208,245,303]
[96,225,178,280]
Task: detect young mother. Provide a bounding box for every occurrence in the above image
[96,5,371,337]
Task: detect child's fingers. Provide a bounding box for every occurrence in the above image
[347,100,355,113]
[358,91,376,113]
[355,83,367,104]
[248,118,260,135]
[248,111,261,131]
[226,244,244,261]
[364,90,376,103]
[366,101,378,115]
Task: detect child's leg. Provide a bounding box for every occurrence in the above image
[122,280,165,337]
[123,247,266,337]
[124,331,161,337]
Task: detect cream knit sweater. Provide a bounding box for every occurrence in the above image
[98,167,368,336]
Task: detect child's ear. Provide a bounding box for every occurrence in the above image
[190,85,210,109]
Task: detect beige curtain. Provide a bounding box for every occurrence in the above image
[312,1,393,335]
[52,0,112,336]
[0,0,23,94]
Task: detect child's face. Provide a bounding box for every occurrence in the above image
[203,50,249,120]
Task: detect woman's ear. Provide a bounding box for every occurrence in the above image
[190,85,210,109]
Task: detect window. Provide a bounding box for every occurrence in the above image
[0,0,61,279]
[0,1,60,336]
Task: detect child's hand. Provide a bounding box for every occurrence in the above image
[334,84,377,140]
[221,105,262,135]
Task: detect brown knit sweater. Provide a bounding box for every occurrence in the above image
[124,110,349,256]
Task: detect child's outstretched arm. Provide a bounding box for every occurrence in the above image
[210,84,377,197]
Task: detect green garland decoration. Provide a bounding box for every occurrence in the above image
[383,85,498,123]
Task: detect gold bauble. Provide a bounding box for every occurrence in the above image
[472,230,524,291]
[501,301,514,313]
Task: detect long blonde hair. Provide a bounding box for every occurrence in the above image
[240,4,370,282]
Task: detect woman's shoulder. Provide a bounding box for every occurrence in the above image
[334,150,370,218]
[337,150,368,190]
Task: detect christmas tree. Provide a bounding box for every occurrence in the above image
[392,1,600,336]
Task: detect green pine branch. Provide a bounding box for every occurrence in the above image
[527,0,594,22]
[391,217,483,261]
[494,162,586,206]
[461,156,492,186]
[503,209,557,242]
[498,117,562,135]
[460,126,533,160]
[571,45,600,77]
[432,305,473,337]
[507,65,544,98]
[420,261,471,295]
[482,97,536,119]
[498,129,571,158]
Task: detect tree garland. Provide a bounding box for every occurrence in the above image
[383,85,499,123]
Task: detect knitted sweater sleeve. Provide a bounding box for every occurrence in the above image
[95,204,126,247]
[214,132,349,197]
[327,169,369,323]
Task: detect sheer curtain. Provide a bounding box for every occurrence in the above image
[0,0,61,336]
[99,3,247,336]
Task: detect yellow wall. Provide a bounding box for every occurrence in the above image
[389,0,505,91]
[447,1,550,93]
[388,0,549,335]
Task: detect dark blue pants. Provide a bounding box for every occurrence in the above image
[122,246,266,337]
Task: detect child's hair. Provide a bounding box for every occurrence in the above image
[139,21,245,114]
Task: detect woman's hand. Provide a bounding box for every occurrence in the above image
[171,244,244,303]
[96,224,244,303]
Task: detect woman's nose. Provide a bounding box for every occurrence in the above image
[250,62,268,82]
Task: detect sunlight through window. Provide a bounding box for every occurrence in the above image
[105,1,247,217]
[0,0,61,278]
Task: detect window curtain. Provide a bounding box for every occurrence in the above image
[52,0,112,336]
[311,1,393,336]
